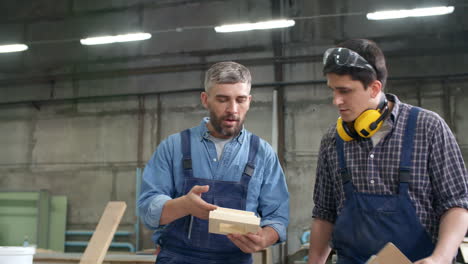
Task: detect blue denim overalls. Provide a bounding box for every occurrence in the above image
[332,107,435,263]
[156,129,259,264]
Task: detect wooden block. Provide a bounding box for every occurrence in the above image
[461,243,468,263]
[79,201,127,264]
[209,207,260,235]
[366,243,411,264]
[217,207,256,215]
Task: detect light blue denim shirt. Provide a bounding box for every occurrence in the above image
[138,117,289,244]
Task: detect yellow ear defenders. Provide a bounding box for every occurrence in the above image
[336,96,390,141]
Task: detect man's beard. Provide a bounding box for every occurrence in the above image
[209,112,243,137]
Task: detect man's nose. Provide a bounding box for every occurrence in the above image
[226,101,239,113]
[333,94,343,106]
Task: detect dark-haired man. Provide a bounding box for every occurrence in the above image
[308,39,468,264]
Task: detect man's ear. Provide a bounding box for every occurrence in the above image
[200,92,209,109]
[369,80,382,98]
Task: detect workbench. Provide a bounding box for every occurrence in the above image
[33,248,271,264]
[33,253,155,264]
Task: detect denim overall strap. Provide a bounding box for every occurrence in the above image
[394,107,435,261]
[336,133,353,197]
[180,129,193,179]
[398,107,420,185]
[240,134,259,195]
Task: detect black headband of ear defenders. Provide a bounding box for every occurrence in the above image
[323,47,377,75]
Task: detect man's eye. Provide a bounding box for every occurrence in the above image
[237,98,247,103]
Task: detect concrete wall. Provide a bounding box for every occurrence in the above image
[0,0,467,259]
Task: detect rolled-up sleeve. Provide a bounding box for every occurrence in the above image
[257,143,289,243]
[312,132,338,224]
[143,195,172,229]
[428,117,468,215]
[137,138,176,230]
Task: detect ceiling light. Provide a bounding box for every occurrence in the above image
[0,44,28,53]
[80,32,152,45]
[367,6,454,20]
[215,19,295,33]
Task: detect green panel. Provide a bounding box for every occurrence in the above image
[0,191,67,250]
[48,196,67,252]
[37,190,50,249]
[0,192,39,201]
[0,192,40,246]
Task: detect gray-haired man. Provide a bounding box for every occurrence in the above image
[138,61,289,264]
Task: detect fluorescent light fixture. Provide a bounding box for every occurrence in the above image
[367,6,454,20]
[80,32,151,45]
[0,44,28,53]
[215,19,295,33]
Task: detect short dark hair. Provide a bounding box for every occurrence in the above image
[325,39,387,89]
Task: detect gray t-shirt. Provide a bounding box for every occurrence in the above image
[208,134,232,160]
[371,120,392,147]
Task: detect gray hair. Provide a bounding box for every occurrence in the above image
[204,61,252,92]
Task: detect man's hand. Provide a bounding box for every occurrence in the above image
[227,226,279,253]
[414,254,452,264]
[159,185,217,225]
[414,208,468,264]
[181,185,217,219]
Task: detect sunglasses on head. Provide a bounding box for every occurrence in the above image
[323,47,376,74]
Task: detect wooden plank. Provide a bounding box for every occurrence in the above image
[366,243,411,264]
[79,201,127,264]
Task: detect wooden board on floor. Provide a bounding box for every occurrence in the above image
[79,201,127,264]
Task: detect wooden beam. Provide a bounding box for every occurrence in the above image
[79,201,127,264]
